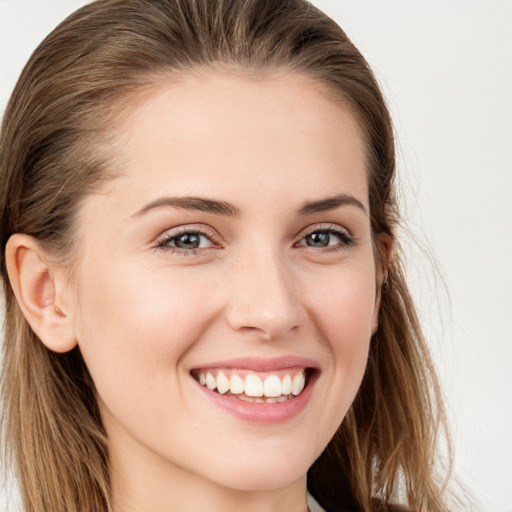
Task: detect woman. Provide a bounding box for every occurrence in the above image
[0,0,453,511]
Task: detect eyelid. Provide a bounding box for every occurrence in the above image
[154,224,222,250]
[294,223,356,250]
[295,222,353,240]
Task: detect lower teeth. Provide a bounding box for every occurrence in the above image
[229,393,294,403]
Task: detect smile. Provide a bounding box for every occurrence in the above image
[190,357,319,423]
[192,368,307,403]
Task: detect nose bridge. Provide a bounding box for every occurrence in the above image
[226,242,303,339]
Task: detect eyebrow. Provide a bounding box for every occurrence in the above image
[132,193,366,219]
[297,194,367,215]
[132,196,241,218]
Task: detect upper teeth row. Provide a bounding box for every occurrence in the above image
[198,371,306,398]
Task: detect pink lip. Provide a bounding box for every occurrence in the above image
[190,356,320,424]
[190,355,319,372]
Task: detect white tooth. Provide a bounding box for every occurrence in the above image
[244,374,263,397]
[199,372,206,386]
[237,394,253,402]
[291,372,305,395]
[206,372,217,391]
[281,375,292,395]
[230,374,244,394]
[263,375,282,397]
[255,398,265,403]
[277,396,288,403]
[216,372,230,394]
[265,397,277,403]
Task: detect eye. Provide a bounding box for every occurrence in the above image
[156,228,216,252]
[296,227,354,250]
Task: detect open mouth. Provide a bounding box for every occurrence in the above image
[191,368,314,404]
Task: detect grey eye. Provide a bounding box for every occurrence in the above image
[296,228,354,250]
[162,231,213,250]
[174,232,203,249]
[304,231,332,247]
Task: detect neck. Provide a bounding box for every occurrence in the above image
[112,465,308,512]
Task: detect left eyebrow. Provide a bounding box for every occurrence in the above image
[297,194,367,216]
[131,196,241,218]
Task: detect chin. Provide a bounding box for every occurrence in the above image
[215,471,304,493]
[201,449,313,492]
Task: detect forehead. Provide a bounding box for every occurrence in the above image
[86,72,369,219]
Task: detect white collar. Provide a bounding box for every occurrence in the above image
[307,491,326,512]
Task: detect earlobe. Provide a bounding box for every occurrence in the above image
[5,234,77,353]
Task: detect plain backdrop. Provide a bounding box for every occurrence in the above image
[1,1,511,511]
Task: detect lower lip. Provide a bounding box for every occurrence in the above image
[193,372,318,424]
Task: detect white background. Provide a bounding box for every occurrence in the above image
[1,1,511,511]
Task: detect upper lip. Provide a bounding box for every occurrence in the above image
[189,355,319,372]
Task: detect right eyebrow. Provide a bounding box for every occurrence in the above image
[297,193,367,216]
[131,196,242,218]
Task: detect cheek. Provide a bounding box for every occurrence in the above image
[72,261,218,410]
[311,263,376,346]
[307,262,376,392]
[289,261,377,453]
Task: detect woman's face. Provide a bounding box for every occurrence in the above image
[71,73,380,494]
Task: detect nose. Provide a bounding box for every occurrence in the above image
[225,249,305,341]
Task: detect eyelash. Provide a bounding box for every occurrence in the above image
[155,227,220,255]
[295,224,355,253]
[155,224,355,255]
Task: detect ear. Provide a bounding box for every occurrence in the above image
[372,233,392,334]
[5,234,77,353]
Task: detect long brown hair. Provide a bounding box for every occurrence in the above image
[1,1,452,510]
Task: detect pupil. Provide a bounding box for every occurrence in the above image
[307,231,329,247]
[176,233,200,249]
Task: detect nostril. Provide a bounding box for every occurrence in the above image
[225,301,303,340]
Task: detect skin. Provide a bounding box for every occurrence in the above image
[7,72,386,512]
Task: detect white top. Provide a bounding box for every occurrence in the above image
[307,491,326,512]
